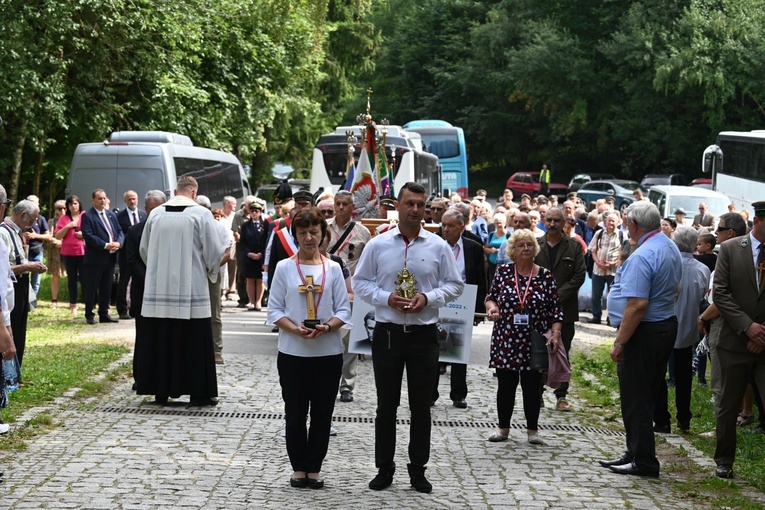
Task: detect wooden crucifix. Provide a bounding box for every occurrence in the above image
[299,275,323,329]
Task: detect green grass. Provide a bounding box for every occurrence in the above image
[1,275,130,447]
[571,344,765,506]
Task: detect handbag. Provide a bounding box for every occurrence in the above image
[529,328,550,371]
[546,341,571,389]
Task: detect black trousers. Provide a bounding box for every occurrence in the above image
[372,323,439,470]
[432,363,467,403]
[83,261,115,320]
[116,259,130,315]
[654,345,693,427]
[235,245,248,305]
[497,368,543,430]
[277,352,342,474]
[10,275,30,367]
[62,255,84,305]
[617,318,677,472]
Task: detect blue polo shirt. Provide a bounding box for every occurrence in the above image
[608,230,681,328]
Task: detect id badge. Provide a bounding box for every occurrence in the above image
[514,314,529,325]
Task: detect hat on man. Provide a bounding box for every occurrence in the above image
[273,180,292,205]
[292,189,315,205]
[380,196,396,208]
[753,201,765,217]
[674,207,686,216]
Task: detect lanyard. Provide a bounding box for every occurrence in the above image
[295,253,328,311]
[513,263,534,312]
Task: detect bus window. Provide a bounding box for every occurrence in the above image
[175,157,208,196]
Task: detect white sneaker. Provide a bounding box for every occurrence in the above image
[0,423,10,434]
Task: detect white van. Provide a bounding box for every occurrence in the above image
[647,185,731,227]
[66,131,251,209]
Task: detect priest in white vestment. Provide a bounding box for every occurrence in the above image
[137,176,226,406]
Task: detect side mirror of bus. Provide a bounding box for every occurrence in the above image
[702,145,721,174]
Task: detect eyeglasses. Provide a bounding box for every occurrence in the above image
[56,207,66,211]
[1,200,11,207]
[320,209,335,216]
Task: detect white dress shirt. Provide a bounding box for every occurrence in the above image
[352,226,464,326]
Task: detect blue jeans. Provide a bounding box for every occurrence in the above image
[591,274,614,321]
[30,248,44,294]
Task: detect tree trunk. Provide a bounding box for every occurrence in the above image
[9,125,27,203]
[33,137,47,199]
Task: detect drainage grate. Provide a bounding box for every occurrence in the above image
[95,406,624,436]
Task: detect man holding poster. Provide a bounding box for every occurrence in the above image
[432,209,487,408]
[352,182,464,494]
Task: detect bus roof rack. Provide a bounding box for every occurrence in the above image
[108,131,194,146]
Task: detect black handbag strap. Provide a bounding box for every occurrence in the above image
[329,221,356,255]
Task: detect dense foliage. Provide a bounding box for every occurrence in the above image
[361,0,765,185]
[0,0,378,207]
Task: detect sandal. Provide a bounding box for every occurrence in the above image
[737,413,755,427]
[488,431,508,442]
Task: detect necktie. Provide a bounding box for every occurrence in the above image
[101,211,115,242]
[758,244,765,290]
[132,211,138,225]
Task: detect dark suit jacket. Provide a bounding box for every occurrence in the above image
[116,208,147,268]
[535,233,586,323]
[125,222,147,317]
[713,234,765,355]
[81,207,125,265]
[693,212,716,228]
[462,237,487,314]
[266,219,293,287]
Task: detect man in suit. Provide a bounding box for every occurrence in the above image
[693,202,716,229]
[535,207,586,411]
[81,189,124,324]
[126,190,165,388]
[116,190,148,319]
[432,209,487,408]
[711,201,765,479]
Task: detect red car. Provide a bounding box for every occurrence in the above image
[505,172,568,198]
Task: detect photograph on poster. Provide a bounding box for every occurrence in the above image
[348,284,477,364]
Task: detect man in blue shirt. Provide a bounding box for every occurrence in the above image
[599,201,681,478]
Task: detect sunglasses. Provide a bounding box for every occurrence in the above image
[715,226,730,233]
[347,243,356,260]
[320,209,335,216]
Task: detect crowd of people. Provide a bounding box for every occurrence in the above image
[1,177,764,489]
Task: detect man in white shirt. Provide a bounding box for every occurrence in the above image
[353,182,464,494]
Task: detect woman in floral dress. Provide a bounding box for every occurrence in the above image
[485,229,563,445]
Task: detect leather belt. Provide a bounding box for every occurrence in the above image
[377,322,437,334]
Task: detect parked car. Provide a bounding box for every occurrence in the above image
[647,185,731,227]
[640,173,688,189]
[567,173,616,193]
[505,171,568,198]
[690,178,713,189]
[575,180,645,214]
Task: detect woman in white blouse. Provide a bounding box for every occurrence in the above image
[267,207,352,490]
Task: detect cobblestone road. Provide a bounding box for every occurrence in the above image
[0,304,757,509]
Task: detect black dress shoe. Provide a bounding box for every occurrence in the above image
[155,396,169,405]
[653,423,672,434]
[118,314,132,320]
[306,477,324,489]
[715,465,734,479]
[599,454,633,468]
[86,317,96,325]
[289,477,308,488]
[99,315,119,323]
[588,318,602,324]
[609,462,659,478]
[410,473,432,493]
[369,468,394,490]
[189,397,218,406]
[452,398,468,409]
